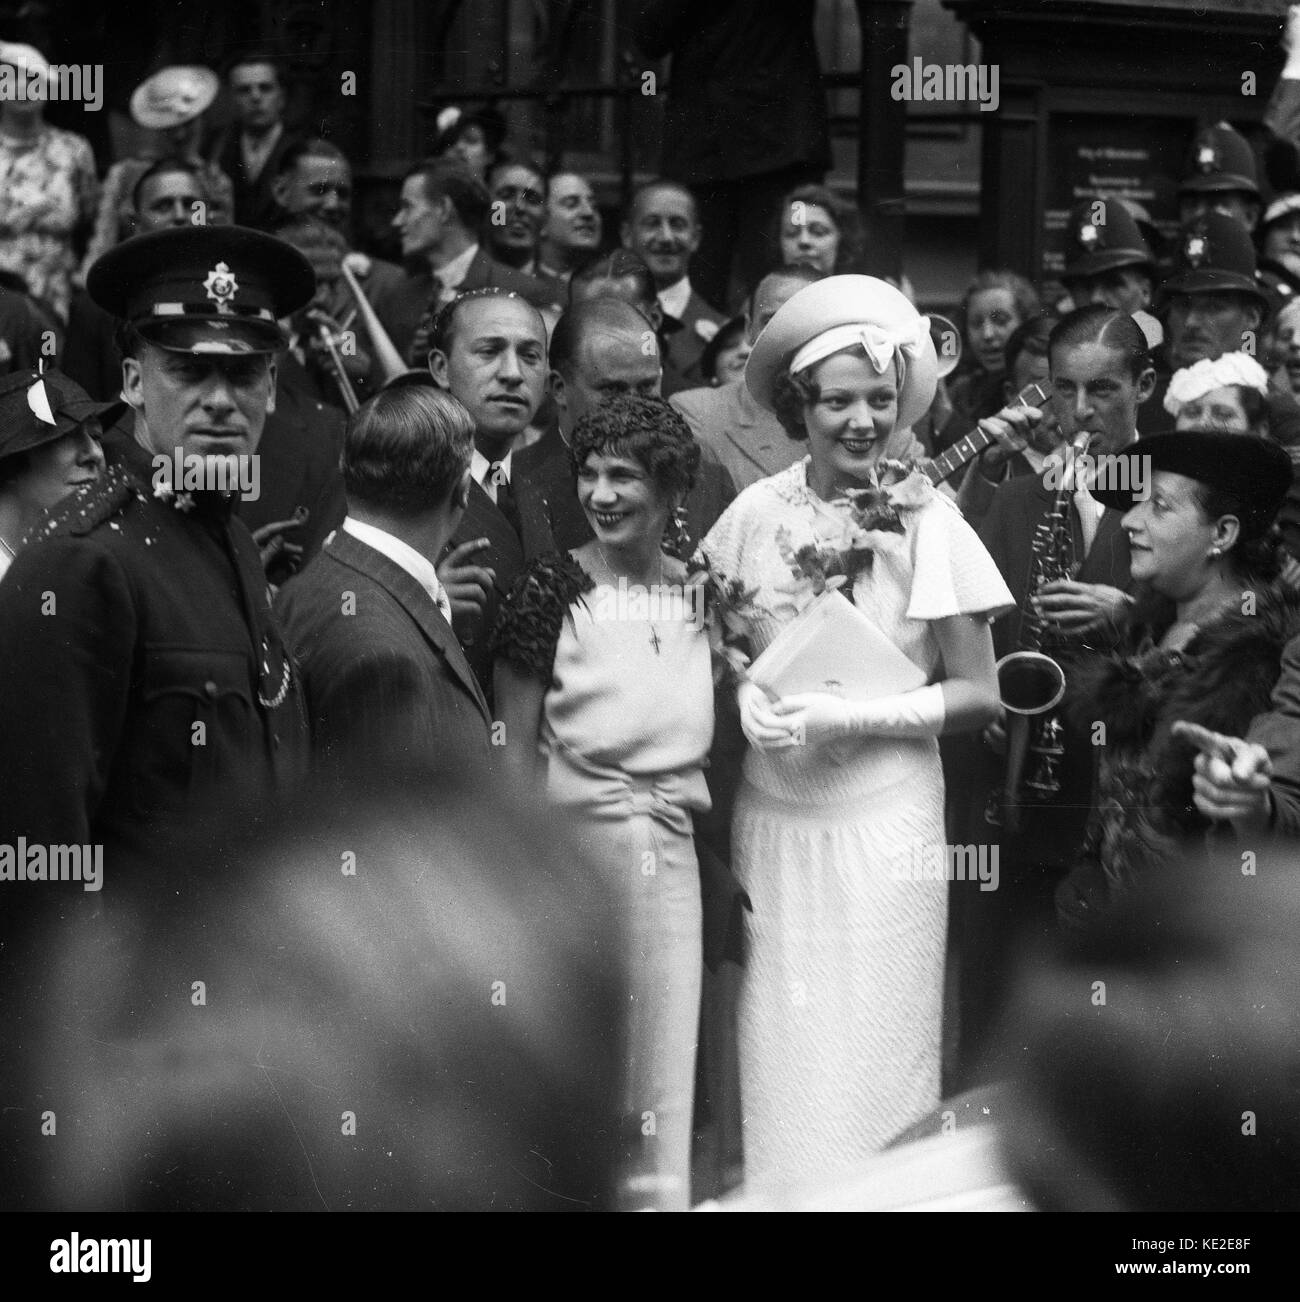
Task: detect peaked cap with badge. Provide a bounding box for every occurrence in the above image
[86,224,316,355]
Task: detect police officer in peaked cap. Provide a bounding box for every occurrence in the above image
[0,225,317,875]
[1178,122,1263,231]
[1061,196,1163,350]
[1144,211,1300,443]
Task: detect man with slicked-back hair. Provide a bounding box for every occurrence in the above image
[275,385,492,774]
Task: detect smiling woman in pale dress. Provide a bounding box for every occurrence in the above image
[491,394,712,1210]
[702,275,1013,1186]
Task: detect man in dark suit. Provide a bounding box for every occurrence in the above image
[428,289,558,694]
[375,162,561,366]
[953,305,1153,1084]
[275,386,492,772]
[269,138,409,333]
[620,180,726,392]
[631,0,830,309]
[210,55,300,231]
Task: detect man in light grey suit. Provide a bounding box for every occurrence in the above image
[670,267,819,490]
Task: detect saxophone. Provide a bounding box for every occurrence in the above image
[986,431,1092,832]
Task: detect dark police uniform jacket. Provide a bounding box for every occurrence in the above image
[0,438,309,862]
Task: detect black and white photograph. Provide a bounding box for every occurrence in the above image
[0,0,1296,1261]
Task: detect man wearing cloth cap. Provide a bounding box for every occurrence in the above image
[1061,197,1163,351]
[0,369,118,581]
[0,226,313,868]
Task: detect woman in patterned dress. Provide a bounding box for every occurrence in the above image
[491,394,712,1210]
[0,42,97,323]
[701,275,1013,1186]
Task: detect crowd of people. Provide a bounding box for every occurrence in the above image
[2,16,1300,1215]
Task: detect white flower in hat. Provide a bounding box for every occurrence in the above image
[26,377,55,425]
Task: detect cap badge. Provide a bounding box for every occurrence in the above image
[1186,234,1208,267]
[1197,144,1218,173]
[203,262,238,314]
[1078,222,1101,248]
[26,377,55,425]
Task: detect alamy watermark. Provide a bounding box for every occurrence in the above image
[1044,451,1150,500]
[890,841,1000,892]
[0,64,103,112]
[891,59,999,113]
[0,839,103,891]
[588,577,705,632]
[152,449,261,502]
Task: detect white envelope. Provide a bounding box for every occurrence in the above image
[747,588,926,702]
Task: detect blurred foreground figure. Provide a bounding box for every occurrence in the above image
[0,765,625,1211]
[1001,852,1300,1212]
[717,846,1300,1211]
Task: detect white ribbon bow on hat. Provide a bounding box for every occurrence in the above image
[789,317,930,378]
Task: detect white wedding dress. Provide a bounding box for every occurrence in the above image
[702,457,1012,1186]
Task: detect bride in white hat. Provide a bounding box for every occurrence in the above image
[701,275,1013,1186]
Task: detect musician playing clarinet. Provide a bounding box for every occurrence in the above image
[952,305,1154,1082]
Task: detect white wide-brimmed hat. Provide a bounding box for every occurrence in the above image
[745,274,939,432]
[130,65,219,130]
[0,41,51,88]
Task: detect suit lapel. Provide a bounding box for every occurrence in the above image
[1080,508,1133,587]
[458,479,525,593]
[328,531,491,724]
[459,249,491,293]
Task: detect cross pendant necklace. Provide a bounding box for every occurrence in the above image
[595,542,665,654]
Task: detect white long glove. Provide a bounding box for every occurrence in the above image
[769,685,947,746]
[738,681,801,750]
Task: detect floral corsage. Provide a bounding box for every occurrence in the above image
[686,551,767,686]
[777,459,932,612]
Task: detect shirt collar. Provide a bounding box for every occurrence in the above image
[657,276,692,322]
[433,241,480,292]
[341,516,452,624]
[241,121,282,164]
[470,447,512,496]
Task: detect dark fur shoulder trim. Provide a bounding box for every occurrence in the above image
[489,552,595,681]
[1149,587,1300,813]
[29,463,139,541]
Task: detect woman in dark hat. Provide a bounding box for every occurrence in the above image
[699,313,748,386]
[701,274,1012,1186]
[1057,430,1298,929]
[0,368,117,581]
[433,105,508,184]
